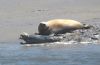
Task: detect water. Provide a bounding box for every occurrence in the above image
[0,42,100,65]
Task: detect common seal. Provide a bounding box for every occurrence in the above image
[38,19,91,35]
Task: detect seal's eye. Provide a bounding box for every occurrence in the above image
[40,23,47,29]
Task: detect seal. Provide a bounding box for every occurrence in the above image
[20,32,63,44]
[38,19,91,35]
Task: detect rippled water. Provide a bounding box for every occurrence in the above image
[0,42,100,65]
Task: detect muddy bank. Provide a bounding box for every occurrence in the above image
[62,24,100,43]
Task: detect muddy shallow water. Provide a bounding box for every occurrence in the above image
[0,0,100,65]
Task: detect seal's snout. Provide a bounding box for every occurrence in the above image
[20,34,25,39]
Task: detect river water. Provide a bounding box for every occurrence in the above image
[0,42,100,65]
[0,0,100,65]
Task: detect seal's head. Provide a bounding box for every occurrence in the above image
[38,22,51,35]
[20,32,29,39]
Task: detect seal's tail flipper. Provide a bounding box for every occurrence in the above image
[83,24,94,29]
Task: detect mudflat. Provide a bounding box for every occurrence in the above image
[0,0,100,42]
